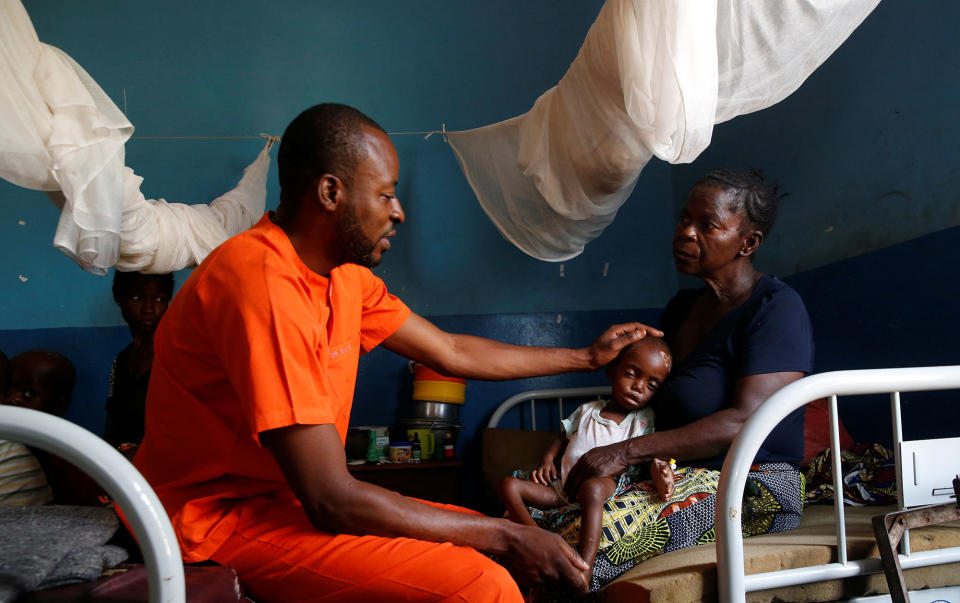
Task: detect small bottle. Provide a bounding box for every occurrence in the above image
[365,430,379,462]
[411,433,422,462]
[442,432,455,459]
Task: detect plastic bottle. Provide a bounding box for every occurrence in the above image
[411,433,422,462]
[365,430,379,462]
[442,432,455,459]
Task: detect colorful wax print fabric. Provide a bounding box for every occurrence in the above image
[516,462,804,595]
[804,443,896,506]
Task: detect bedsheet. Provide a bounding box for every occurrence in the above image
[0,505,126,602]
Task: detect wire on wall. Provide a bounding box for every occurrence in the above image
[130,125,447,142]
[122,89,448,142]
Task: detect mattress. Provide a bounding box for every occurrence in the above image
[597,504,960,603]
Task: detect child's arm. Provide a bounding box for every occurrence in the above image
[530,433,566,485]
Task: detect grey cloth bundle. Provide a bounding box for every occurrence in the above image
[0,505,128,602]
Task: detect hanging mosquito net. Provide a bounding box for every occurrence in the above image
[0,0,272,275]
[447,0,880,261]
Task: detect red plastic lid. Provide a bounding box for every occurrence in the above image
[413,364,465,384]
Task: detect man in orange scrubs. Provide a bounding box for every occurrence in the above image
[134,103,661,601]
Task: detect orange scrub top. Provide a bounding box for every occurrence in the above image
[134,214,410,561]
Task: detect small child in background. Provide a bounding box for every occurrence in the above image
[0,349,73,506]
[2,347,52,508]
[105,270,173,449]
[498,336,675,588]
[4,349,76,416]
[3,349,102,506]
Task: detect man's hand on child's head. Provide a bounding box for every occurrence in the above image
[587,322,664,370]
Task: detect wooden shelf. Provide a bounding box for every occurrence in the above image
[348,459,461,471]
[347,459,463,504]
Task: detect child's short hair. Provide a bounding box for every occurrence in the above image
[112,270,175,301]
[609,335,672,369]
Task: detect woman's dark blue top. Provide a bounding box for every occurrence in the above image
[654,275,814,469]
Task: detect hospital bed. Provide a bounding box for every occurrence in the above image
[3,366,959,602]
[0,404,185,603]
[483,366,960,602]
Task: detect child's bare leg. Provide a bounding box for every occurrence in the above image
[650,458,676,500]
[498,476,566,527]
[575,476,618,588]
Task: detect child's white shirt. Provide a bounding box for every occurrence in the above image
[559,399,655,488]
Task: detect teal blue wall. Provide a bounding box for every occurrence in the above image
[3,0,678,331]
[2,2,959,463]
[671,0,960,278]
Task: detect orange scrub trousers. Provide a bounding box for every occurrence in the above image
[134,215,522,602]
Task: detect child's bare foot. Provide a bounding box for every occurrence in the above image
[651,458,676,500]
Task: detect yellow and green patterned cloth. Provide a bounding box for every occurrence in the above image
[516,462,804,594]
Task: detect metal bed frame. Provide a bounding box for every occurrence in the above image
[717,366,960,603]
[486,385,611,430]
[4,366,959,603]
[0,404,185,603]
[486,367,960,602]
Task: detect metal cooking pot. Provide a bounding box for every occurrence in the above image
[410,399,460,421]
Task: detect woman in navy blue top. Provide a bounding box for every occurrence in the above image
[558,169,814,592]
[655,273,813,468]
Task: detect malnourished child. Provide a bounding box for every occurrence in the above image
[498,336,675,588]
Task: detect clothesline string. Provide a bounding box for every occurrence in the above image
[130,125,448,141]
[123,85,449,140]
[132,136,268,140]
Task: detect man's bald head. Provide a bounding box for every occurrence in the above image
[277,103,386,212]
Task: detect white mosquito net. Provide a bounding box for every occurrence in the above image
[447,0,880,261]
[0,0,271,275]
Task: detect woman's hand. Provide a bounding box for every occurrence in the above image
[561,372,810,498]
[563,439,632,498]
[587,322,664,370]
[531,458,558,485]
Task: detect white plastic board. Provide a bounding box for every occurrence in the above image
[900,437,960,507]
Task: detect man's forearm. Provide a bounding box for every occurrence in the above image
[266,423,588,590]
[439,334,594,380]
[309,476,517,553]
[382,314,657,381]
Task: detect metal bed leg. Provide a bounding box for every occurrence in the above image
[871,475,960,603]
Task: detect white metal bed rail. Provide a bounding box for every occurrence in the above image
[717,366,960,603]
[486,385,612,430]
[0,405,185,603]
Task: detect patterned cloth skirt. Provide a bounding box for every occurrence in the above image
[514,462,805,594]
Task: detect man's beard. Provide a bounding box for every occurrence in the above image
[332,202,380,268]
